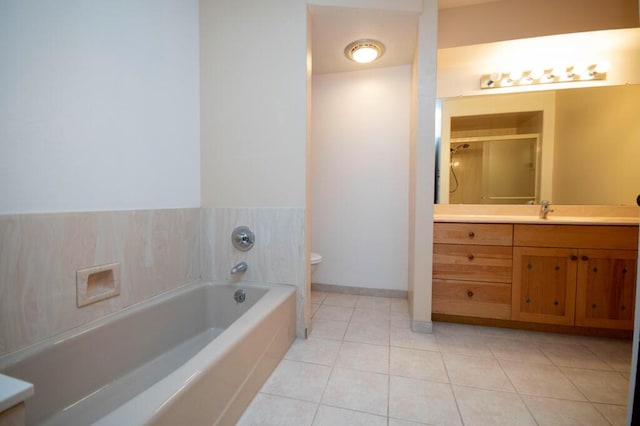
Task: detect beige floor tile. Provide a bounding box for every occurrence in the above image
[323,293,358,307]
[522,395,610,426]
[238,393,317,426]
[390,346,449,383]
[356,295,391,311]
[593,403,628,426]
[443,353,514,392]
[262,359,331,402]
[285,337,341,366]
[539,342,612,370]
[312,405,387,426]
[350,307,390,325]
[471,325,532,340]
[311,291,328,304]
[344,320,390,346]
[314,305,353,322]
[335,341,388,374]
[390,311,411,328]
[388,418,428,426]
[499,360,585,401]
[321,368,389,416]
[435,332,494,358]
[433,321,479,336]
[583,339,632,373]
[390,298,409,313]
[311,319,348,340]
[311,303,320,317]
[389,376,462,426]
[488,337,553,365]
[562,367,630,404]
[390,327,440,351]
[453,385,536,426]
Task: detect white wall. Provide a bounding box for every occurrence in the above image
[0,0,201,214]
[200,0,308,208]
[311,66,410,291]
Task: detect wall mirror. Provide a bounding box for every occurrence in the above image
[436,28,640,206]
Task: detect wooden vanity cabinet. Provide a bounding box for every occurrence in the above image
[433,223,513,320]
[512,246,578,325]
[575,249,637,330]
[513,224,638,330]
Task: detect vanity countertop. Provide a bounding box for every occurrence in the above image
[434,214,639,225]
[434,204,639,226]
[0,374,33,412]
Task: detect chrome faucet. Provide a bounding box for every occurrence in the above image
[230,261,248,275]
[539,200,554,219]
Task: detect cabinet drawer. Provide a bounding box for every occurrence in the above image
[433,279,511,319]
[434,223,513,246]
[514,224,639,250]
[433,244,513,283]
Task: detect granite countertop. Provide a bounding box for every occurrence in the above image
[0,374,33,412]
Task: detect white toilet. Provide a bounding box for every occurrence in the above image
[310,252,322,274]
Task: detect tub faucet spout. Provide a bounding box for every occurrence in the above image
[231,261,248,275]
[539,200,554,219]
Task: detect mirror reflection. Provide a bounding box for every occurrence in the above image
[437,84,640,206]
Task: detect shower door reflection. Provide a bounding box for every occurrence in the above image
[449,134,540,204]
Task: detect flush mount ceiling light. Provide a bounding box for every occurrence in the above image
[344,39,385,64]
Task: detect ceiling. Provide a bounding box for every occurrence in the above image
[310,6,419,75]
[310,1,503,74]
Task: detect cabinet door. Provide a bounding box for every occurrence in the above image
[512,247,578,325]
[575,249,637,330]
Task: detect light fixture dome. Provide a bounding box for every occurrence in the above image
[344,39,385,64]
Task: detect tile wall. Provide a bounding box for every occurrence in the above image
[0,209,201,356]
[201,207,307,337]
[0,207,308,357]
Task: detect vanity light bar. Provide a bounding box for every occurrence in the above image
[480,64,608,89]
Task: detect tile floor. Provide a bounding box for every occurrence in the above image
[238,291,632,425]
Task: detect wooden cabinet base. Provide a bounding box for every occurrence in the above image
[432,313,633,339]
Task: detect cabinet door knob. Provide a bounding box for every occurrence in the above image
[582,255,589,261]
[570,255,578,261]
[467,254,474,261]
[468,231,475,238]
[467,290,474,297]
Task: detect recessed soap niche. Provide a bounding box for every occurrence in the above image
[76,262,121,307]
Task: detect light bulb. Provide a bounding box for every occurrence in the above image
[594,61,611,74]
[570,63,588,78]
[352,47,379,63]
[528,68,544,81]
[508,69,523,82]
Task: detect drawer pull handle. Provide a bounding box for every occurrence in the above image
[468,231,475,238]
[570,255,578,261]
[553,300,559,306]
[467,254,474,261]
[467,290,474,298]
[582,255,589,261]
[591,303,597,309]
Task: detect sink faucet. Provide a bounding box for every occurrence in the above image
[230,261,248,275]
[539,200,554,219]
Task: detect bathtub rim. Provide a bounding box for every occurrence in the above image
[91,281,295,425]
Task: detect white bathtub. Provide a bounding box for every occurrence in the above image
[0,282,296,425]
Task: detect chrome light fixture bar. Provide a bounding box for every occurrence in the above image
[481,63,609,89]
